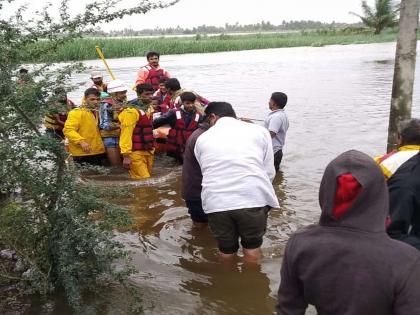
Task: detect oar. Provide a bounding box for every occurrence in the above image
[95,46,116,80]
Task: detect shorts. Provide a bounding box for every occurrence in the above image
[103,137,119,148]
[46,128,64,140]
[274,150,283,172]
[207,206,270,254]
[186,199,208,223]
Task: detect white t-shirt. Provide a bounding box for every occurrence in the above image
[194,117,279,214]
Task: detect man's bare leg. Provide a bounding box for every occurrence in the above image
[243,247,262,264]
[218,251,237,263]
[106,147,121,166]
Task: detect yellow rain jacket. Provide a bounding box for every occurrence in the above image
[63,107,105,157]
[119,106,154,179]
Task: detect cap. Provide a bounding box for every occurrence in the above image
[107,79,127,93]
[91,71,103,79]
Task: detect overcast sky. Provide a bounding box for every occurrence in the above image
[1,0,374,30]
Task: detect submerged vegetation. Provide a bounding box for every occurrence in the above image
[26,27,416,63]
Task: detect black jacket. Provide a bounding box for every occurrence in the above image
[181,123,209,201]
[387,152,420,250]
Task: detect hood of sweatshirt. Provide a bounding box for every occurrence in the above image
[319,150,388,232]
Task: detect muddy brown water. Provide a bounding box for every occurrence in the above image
[27,42,420,314]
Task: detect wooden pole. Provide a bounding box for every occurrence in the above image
[387,0,420,152]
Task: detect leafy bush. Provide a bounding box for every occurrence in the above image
[0,0,177,311]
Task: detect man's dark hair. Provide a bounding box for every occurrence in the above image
[165,78,181,92]
[146,51,160,60]
[180,91,196,102]
[136,83,154,95]
[84,87,101,98]
[158,77,168,84]
[204,102,237,119]
[271,92,288,109]
[19,68,28,74]
[398,118,420,145]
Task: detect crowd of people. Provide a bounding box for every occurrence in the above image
[39,50,420,313]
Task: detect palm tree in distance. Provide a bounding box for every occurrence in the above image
[350,0,399,34]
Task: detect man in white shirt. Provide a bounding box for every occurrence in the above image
[264,92,289,171]
[194,102,279,263]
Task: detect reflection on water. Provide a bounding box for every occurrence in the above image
[32,42,420,313]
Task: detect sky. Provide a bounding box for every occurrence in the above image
[1,0,375,31]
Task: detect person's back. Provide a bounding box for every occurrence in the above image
[277,150,420,315]
[387,152,420,249]
[196,116,277,212]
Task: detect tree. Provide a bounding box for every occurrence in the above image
[350,0,399,34]
[0,0,177,312]
[387,0,420,151]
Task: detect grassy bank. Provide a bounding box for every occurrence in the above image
[28,28,416,63]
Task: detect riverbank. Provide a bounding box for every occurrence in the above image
[28,27,418,63]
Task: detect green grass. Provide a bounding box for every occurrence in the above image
[26,27,416,63]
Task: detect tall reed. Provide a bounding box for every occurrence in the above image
[25,28,406,63]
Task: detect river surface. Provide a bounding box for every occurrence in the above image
[45,42,420,314]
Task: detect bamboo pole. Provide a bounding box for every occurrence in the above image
[95,46,116,80]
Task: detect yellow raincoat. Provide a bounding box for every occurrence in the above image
[63,107,105,157]
[119,106,154,179]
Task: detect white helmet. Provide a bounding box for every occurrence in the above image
[91,71,103,79]
[107,79,127,93]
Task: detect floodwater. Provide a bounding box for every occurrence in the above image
[44,42,420,314]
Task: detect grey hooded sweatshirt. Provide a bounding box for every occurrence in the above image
[276,150,420,315]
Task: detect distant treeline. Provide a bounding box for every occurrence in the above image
[90,20,364,37]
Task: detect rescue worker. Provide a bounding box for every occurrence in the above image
[90,71,108,92]
[150,96,161,120]
[17,68,33,86]
[63,88,105,165]
[118,83,155,179]
[153,91,203,164]
[134,51,170,90]
[277,150,420,314]
[375,118,420,250]
[164,78,208,114]
[44,88,75,140]
[99,79,127,166]
[153,77,170,106]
